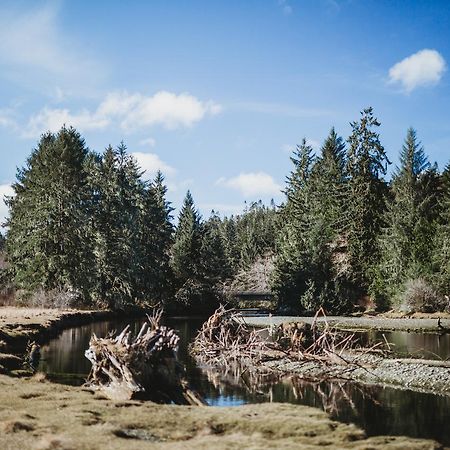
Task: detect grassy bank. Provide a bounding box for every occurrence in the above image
[0,307,443,449]
[0,373,441,450]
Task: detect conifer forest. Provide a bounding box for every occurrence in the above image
[1,107,449,315]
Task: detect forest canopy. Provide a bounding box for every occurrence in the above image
[1,108,449,315]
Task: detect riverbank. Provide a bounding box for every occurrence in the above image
[0,306,444,449]
[243,314,450,332]
[0,372,442,450]
[0,306,151,351]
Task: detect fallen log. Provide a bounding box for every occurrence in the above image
[84,312,206,405]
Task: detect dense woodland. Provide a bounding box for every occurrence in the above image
[0,107,449,314]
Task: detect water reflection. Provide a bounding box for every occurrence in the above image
[358,330,450,360]
[39,318,450,446]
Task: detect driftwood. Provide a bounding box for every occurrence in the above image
[191,306,385,375]
[84,311,206,405]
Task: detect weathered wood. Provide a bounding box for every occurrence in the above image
[84,312,206,405]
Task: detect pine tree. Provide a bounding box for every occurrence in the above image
[6,127,93,300]
[170,191,206,311]
[372,128,437,305]
[272,139,315,310]
[200,212,232,285]
[346,108,390,294]
[138,171,174,304]
[88,143,143,308]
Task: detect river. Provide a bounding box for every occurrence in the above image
[38,317,450,446]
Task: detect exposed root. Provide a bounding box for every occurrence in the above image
[84,311,206,405]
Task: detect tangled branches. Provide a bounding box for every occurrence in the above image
[191,306,384,375]
[85,311,205,405]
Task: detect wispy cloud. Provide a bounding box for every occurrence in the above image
[139,137,156,147]
[216,172,281,197]
[23,91,222,138]
[0,3,106,92]
[25,107,109,138]
[388,49,446,93]
[278,0,293,15]
[99,91,222,131]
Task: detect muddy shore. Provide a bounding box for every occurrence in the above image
[0,307,445,449]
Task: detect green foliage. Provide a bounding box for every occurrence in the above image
[346,108,390,290]
[6,127,93,301]
[372,129,439,306]
[272,130,354,313]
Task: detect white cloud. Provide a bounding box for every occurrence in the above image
[139,137,156,147]
[24,107,109,138]
[100,91,222,131]
[25,90,222,137]
[388,49,446,93]
[216,172,281,197]
[0,184,14,229]
[0,3,105,91]
[131,152,176,179]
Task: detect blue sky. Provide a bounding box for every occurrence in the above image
[1,0,450,224]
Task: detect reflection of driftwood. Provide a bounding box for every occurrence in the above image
[85,312,205,405]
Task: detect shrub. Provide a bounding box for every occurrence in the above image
[15,287,80,309]
[397,278,446,314]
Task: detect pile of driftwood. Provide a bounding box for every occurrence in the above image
[84,311,205,405]
[191,306,378,371]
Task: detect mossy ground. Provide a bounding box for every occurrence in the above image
[0,373,442,450]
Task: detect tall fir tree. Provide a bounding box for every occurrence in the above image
[88,143,143,308]
[6,127,93,300]
[345,108,390,295]
[272,139,315,310]
[138,171,174,304]
[372,128,438,305]
[200,212,232,285]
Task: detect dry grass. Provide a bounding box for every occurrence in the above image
[0,373,440,449]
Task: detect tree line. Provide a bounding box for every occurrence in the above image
[273,108,449,313]
[1,107,449,314]
[0,127,276,312]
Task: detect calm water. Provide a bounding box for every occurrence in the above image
[38,318,450,446]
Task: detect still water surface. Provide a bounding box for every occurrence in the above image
[38,318,450,445]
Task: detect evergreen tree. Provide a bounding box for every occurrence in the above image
[346,108,390,294]
[88,143,143,308]
[200,212,232,285]
[6,127,93,300]
[272,139,315,310]
[373,128,437,305]
[172,191,202,282]
[138,171,174,304]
